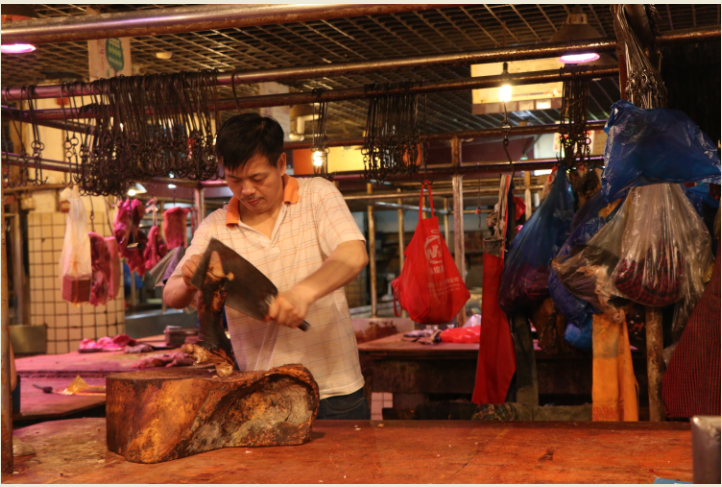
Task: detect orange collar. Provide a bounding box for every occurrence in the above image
[226,174,299,226]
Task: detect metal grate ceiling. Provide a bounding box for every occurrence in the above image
[2,4,720,138]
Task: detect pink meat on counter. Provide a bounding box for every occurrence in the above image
[88,232,111,306]
[143,225,168,271]
[105,236,122,300]
[163,207,190,250]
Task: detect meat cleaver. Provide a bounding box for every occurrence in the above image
[190,238,310,332]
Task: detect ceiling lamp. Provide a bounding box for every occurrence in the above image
[127,183,147,197]
[1,5,38,54]
[549,8,612,66]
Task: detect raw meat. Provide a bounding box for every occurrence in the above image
[114,199,148,276]
[88,232,111,306]
[105,236,122,299]
[143,225,168,272]
[163,207,190,249]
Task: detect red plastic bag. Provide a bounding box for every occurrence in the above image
[440,325,481,344]
[392,182,470,324]
[472,251,516,405]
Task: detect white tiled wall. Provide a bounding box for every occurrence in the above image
[28,211,125,354]
[371,393,393,420]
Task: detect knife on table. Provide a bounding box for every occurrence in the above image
[190,238,311,332]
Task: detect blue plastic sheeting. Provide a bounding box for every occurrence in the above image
[602,100,721,202]
[499,168,574,313]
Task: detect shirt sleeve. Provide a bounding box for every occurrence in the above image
[312,178,366,257]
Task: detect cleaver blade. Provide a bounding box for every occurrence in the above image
[190,238,310,332]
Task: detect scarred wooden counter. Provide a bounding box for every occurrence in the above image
[4,417,691,484]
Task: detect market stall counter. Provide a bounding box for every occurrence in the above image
[359,332,649,402]
[4,418,692,483]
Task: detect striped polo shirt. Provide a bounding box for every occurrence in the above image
[173,176,366,399]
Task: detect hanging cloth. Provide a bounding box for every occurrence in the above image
[591,313,639,421]
[662,242,721,418]
[472,175,516,405]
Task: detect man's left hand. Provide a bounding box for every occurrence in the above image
[267,287,313,329]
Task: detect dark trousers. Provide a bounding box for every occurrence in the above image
[318,388,370,420]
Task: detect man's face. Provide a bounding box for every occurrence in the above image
[224,152,286,216]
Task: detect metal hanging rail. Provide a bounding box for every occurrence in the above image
[2,26,717,103]
[0,4,451,46]
[4,67,619,121]
[282,120,607,150]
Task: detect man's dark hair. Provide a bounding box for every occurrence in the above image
[215,113,284,171]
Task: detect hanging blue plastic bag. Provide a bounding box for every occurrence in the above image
[547,191,613,332]
[564,314,593,351]
[549,190,622,350]
[602,100,721,202]
[499,168,574,312]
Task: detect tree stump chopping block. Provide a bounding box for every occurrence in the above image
[106,364,319,464]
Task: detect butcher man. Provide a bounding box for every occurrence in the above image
[164,113,370,420]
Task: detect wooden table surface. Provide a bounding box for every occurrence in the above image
[13,336,177,422]
[14,377,106,422]
[15,336,177,379]
[4,418,692,484]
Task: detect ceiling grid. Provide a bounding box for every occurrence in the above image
[2,4,719,138]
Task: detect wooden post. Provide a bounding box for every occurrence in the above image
[160,201,167,314]
[1,190,13,474]
[443,198,450,247]
[451,137,467,326]
[194,187,206,229]
[367,183,377,318]
[524,170,532,220]
[645,307,665,421]
[397,188,407,318]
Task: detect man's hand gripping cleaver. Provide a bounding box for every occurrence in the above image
[185,239,311,376]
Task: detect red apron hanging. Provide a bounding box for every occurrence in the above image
[392,182,470,324]
[472,175,516,405]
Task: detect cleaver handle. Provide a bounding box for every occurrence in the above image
[299,321,310,332]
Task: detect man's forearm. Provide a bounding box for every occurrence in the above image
[293,240,368,303]
[163,275,198,309]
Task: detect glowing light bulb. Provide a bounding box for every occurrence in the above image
[1,43,36,54]
[312,150,325,167]
[168,183,177,189]
[127,189,137,196]
[559,53,600,64]
[499,84,513,103]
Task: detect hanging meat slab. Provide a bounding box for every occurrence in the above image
[106,364,320,464]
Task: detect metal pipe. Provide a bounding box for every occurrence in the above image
[374,201,450,215]
[451,137,467,326]
[344,186,544,203]
[4,26,717,102]
[283,120,607,150]
[193,188,205,230]
[397,188,407,319]
[201,157,603,188]
[1,4,449,45]
[1,188,13,475]
[367,183,376,318]
[14,68,619,121]
[10,212,25,326]
[2,153,199,188]
[1,107,95,135]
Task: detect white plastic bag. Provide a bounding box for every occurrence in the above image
[59,186,92,304]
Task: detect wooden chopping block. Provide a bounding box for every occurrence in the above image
[106,364,319,464]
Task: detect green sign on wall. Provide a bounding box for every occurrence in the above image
[106,38,124,72]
